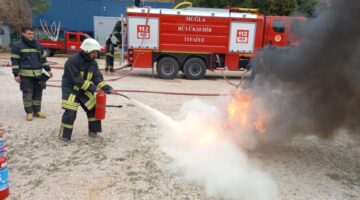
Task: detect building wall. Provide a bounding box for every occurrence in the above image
[93,16,120,45]
[32,0,173,33]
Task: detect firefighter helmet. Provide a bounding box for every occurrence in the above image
[80,38,101,53]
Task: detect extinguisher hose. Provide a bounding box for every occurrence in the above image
[115,92,131,100]
[103,90,131,99]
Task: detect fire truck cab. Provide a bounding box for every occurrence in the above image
[125,7,305,79]
[38,32,106,57]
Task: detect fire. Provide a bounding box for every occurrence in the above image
[226,90,267,134]
[254,114,266,134]
[227,93,251,126]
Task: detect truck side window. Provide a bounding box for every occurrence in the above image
[69,34,77,42]
[273,20,285,33]
[80,35,87,42]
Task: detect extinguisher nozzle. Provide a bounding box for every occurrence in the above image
[116,92,130,100]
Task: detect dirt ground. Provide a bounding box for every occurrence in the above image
[0,53,359,200]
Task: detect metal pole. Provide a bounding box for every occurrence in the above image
[120,14,125,65]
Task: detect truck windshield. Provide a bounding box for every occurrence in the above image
[80,35,87,42]
[273,20,285,33]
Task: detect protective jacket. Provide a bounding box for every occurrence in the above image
[105,35,115,68]
[112,20,122,46]
[11,36,50,77]
[61,51,112,111]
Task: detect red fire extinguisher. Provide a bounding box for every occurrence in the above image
[95,91,106,120]
[0,156,9,199]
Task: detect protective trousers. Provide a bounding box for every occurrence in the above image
[59,101,101,140]
[105,43,115,71]
[20,77,43,114]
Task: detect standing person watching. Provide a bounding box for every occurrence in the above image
[11,26,53,121]
[105,34,115,72]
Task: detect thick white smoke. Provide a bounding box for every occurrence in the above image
[156,99,278,200]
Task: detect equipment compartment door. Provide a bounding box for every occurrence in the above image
[229,22,256,53]
[128,17,159,49]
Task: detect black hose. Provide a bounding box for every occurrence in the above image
[106,105,123,108]
[115,92,131,100]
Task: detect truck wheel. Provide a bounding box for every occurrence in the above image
[183,57,206,80]
[157,57,180,79]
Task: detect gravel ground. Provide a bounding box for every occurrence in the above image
[0,54,359,200]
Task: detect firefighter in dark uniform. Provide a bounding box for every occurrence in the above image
[11,26,53,121]
[112,20,123,46]
[60,38,116,141]
[105,20,125,72]
[105,34,115,72]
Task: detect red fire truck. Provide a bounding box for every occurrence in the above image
[124,7,305,79]
[38,32,105,57]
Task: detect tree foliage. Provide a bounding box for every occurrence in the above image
[254,0,298,16]
[0,0,50,31]
[174,0,319,16]
[27,0,51,15]
[297,0,318,16]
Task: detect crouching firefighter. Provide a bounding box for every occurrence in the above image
[60,38,116,141]
[11,26,53,121]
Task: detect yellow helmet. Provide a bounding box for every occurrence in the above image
[80,38,101,53]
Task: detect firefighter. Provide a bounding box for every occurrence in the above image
[59,38,116,141]
[112,20,124,52]
[105,34,115,72]
[11,26,53,121]
[105,19,125,73]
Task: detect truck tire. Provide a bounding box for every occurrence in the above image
[183,57,206,80]
[157,57,180,79]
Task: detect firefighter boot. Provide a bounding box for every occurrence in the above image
[34,112,47,118]
[88,132,98,137]
[26,113,33,121]
[58,137,70,146]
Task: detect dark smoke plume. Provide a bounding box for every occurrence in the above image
[251,0,360,140]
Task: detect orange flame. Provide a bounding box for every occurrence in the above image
[254,114,266,134]
[226,90,267,134]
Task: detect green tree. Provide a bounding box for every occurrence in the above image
[174,0,318,16]
[254,0,297,16]
[27,0,51,15]
[297,0,317,16]
[238,0,255,8]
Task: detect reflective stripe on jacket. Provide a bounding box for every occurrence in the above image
[10,37,51,77]
[61,52,112,111]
